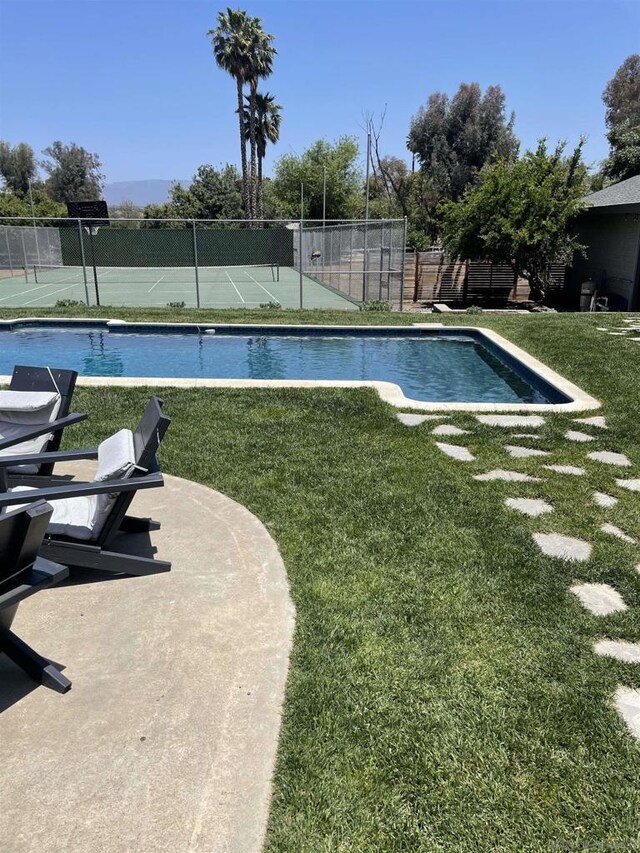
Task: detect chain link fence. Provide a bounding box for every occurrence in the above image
[0,224,64,275]
[294,219,406,306]
[0,217,407,310]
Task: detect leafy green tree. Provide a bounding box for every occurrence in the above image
[243,92,282,218]
[0,187,66,220]
[141,202,177,228]
[0,141,37,196]
[603,54,640,131]
[171,164,244,221]
[407,83,519,202]
[41,141,104,203]
[602,55,640,181]
[140,165,243,226]
[270,137,362,220]
[440,140,588,302]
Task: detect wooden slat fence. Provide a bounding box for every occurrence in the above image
[405,250,567,307]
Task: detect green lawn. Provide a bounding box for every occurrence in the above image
[13,308,640,851]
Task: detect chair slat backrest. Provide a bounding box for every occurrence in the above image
[96,397,170,546]
[0,501,53,591]
[9,366,79,475]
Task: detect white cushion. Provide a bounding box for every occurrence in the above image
[8,486,97,541]
[0,420,53,474]
[93,429,138,535]
[0,391,61,425]
[5,429,138,542]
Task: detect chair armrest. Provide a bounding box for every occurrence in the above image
[0,471,164,507]
[0,447,99,469]
[0,412,88,452]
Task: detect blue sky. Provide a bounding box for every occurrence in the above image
[0,0,638,184]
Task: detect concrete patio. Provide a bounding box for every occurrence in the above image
[0,464,295,853]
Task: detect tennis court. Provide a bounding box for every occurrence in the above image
[0,263,358,309]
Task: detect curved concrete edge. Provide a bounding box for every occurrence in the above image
[0,319,600,412]
[0,467,295,853]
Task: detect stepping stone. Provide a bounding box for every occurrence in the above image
[594,640,640,664]
[588,451,632,467]
[616,478,640,493]
[593,492,618,508]
[613,686,640,739]
[511,433,541,439]
[609,332,629,336]
[432,424,469,436]
[565,430,595,443]
[476,415,544,428]
[504,444,549,459]
[569,582,627,615]
[434,442,475,462]
[505,497,553,517]
[533,532,592,562]
[397,413,448,426]
[474,469,542,482]
[574,416,607,429]
[601,523,636,544]
[596,327,609,331]
[543,465,586,476]
[629,337,640,342]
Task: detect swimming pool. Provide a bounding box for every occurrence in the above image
[0,320,599,411]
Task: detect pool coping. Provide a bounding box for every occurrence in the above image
[0,317,600,413]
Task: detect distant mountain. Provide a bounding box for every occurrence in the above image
[102,179,190,207]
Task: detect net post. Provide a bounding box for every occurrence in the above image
[77,218,90,305]
[20,230,28,283]
[399,216,407,311]
[4,230,13,278]
[192,220,201,308]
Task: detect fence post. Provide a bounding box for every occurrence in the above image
[77,219,90,305]
[299,217,304,310]
[399,217,407,310]
[191,220,201,308]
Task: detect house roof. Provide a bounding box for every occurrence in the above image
[584,174,640,209]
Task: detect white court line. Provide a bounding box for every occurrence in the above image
[225,271,246,303]
[0,272,84,303]
[21,282,85,306]
[148,274,167,292]
[242,269,279,302]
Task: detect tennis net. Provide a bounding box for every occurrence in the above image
[32,263,281,284]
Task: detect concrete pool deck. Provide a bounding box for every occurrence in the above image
[0,463,295,853]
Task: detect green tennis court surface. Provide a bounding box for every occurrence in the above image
[0,265,358,310]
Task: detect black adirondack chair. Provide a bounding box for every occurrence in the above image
[0,500,71,693]
[0,365,87,481]
[0,397,171,577]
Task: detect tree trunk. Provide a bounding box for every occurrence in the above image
[257,155,263,221]
[236,77,249,219]
[248,79,258,223]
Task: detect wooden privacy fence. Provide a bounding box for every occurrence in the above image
[406,250,568,306]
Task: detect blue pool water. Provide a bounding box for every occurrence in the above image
[0,324,567,404]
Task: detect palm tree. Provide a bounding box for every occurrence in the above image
[246,27,276,221]
[208,8,255,218]
[243,92,282,218]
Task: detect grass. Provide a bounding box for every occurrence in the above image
[20,307,640,851]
